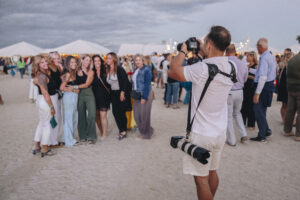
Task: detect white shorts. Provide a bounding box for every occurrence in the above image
[183,132,226,176]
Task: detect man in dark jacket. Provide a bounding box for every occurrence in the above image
[283,43,300,141]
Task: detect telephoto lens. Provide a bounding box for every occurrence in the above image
[170,136,210,165]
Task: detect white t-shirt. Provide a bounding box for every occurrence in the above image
[155,56,164,72]
[162,60,169,83]
[132,68,140,90]
[183,56,235,138]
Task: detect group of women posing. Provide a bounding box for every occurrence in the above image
[31,52,153,157]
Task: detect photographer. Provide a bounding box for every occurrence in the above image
[169,26,235,200]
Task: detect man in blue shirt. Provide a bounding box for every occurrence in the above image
[251,38,277,142]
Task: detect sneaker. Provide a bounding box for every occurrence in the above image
[295,137,300,141]
[250,137,266,142]
[226,141,236,147]
[241,136,248,143]
[283,132,295,137]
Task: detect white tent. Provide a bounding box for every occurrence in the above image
[118,44,144,56]
[52,40,111,55]
[0,41,43,57]
[118,43,167,56]
[290,44,300,53]
[143,44,167,55]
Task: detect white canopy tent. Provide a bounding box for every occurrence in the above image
[51,40,111,55]
[0,41,43,57]
[118,43,167,56]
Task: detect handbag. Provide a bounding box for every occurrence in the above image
[50,116,57,128]
[130,90,142,100]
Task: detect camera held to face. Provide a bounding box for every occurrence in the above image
[170,136,210,165]
[177,37,200,53]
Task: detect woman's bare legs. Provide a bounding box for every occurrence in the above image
[96,110,103,136]
[100,111,108,140]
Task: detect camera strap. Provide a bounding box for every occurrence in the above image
[186,62,237,139]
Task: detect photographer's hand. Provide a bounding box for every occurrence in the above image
[181,43,188,55]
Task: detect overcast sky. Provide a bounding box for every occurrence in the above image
[0,0,299,51]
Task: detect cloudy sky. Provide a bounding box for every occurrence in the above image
[0,0,299,51]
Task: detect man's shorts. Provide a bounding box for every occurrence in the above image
[156,71,163,79]
[183,132,226,176]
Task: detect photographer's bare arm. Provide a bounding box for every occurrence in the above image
[168,43,187,82]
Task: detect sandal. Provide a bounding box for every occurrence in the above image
[41,149,55,158]
[73,141,81,146]
[118,133,127,140]
[32,148,41,155]
[88,140,96,144]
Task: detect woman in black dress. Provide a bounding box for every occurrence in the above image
[277,51,292,124]
[92,55,111,141]
[241,51,257,130]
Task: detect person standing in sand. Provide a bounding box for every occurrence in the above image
[48,52,63,146]
[250,38,276,142]
[132,54,153,139]
[65,55,97,144]
[60,56,80,147]
[169,26,235,200]
[32,55,55,157]
[106,52,132,140]
[92,55,111,141]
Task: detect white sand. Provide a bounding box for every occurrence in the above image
[0,74,299,200]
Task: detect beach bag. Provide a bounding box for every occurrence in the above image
[130,90,142,100]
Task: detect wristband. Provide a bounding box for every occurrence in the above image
[49,105,54,109]
[179,50,187,57]
[73,85,78,90]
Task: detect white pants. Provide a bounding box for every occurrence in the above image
[34,95,51,145]
[226,90,247,145]
[29,79,38,100]
[49,94,62,145]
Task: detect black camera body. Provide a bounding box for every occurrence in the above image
[177,37,200,52]
[170,136,210,165]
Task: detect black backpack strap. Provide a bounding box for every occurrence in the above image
[186,63,218,139]
[218,61,237,83]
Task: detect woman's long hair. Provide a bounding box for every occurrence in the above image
[32,55,47,78]
[64,56,78,80]
[78,54,91,71]
[92,54,106,77]
[106,52,118,75]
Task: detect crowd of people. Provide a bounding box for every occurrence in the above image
[24,52,154,157]
[0,26,299,200]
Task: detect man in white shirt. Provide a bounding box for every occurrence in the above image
[151,53,165,88]
[169,26,235,200]
[226,44,249,146]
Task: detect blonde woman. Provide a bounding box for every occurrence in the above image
[241,51,258,130]
[60,56,80,146]
[106,52,132,140]
[66,55,97,144]
[132,54,153,139]
[48,51,63,146]
[32,55,55,157]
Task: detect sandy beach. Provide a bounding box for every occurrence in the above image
[0,74,299,200]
